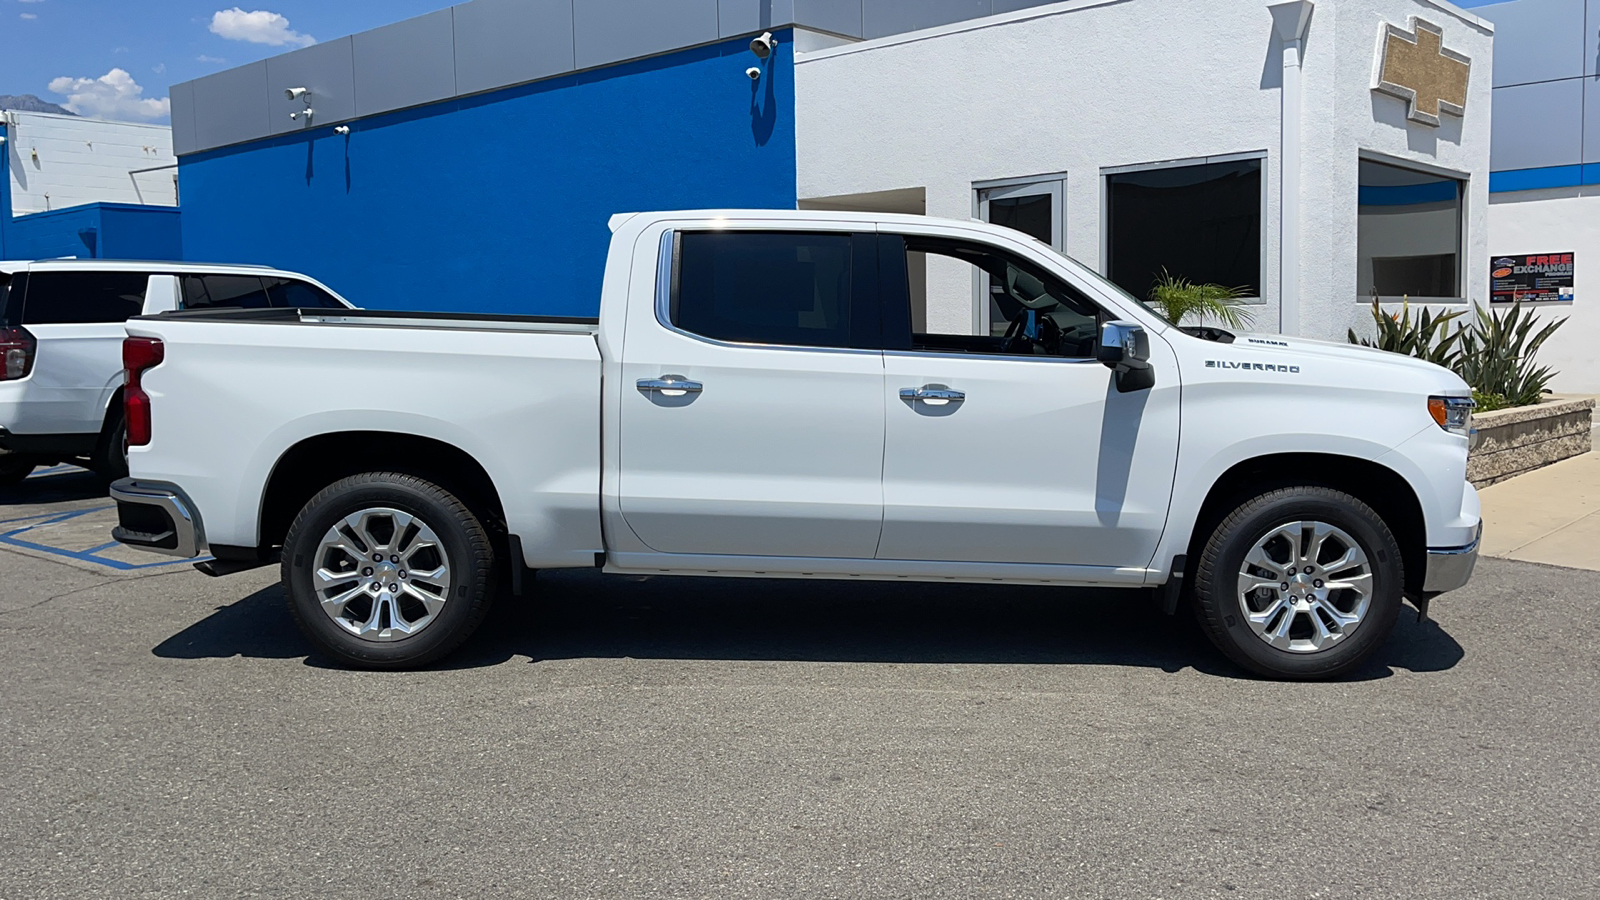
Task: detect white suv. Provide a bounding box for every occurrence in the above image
[0,260,354,484]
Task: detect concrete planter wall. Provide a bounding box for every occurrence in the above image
[1467,394,1594,487]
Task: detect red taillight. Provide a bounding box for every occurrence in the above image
[122,336,164,447]
[0,326,36,381]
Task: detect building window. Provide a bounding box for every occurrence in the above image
[1357,159,1464,301]
[1105,158,1262,303]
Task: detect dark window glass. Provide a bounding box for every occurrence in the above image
[673,232,854,348]
[1106,159,1262,303]
[263,277,345,309]
[22,272,149,324]
[1357,159,1463,299]
[985,193,1055,335]
[889,235,1101,359]
[181,275,271,310]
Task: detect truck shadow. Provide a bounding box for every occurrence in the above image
[153,569,1465,681]
[0,467,109,505]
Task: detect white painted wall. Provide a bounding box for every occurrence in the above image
[793,0,1494,343]
[4,111,176,216]
[1487,186,1600,393]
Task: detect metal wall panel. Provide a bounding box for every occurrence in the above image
[574,0,720,70]
[1583,78,1600,163]
[168,81,198,156]
[267,37,356,136]
[1587,0,1600,77]
[454,0,576,96]
[721,0,787,36]
[189,61,270,152]
[790,0,862,37]
[863,0,991,38]
[992,0,1059,14]
[1490,79,1584,170]
[352,8,457,118]
[1481,0,1584,87]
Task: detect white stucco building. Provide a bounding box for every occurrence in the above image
[794,0,1494,345]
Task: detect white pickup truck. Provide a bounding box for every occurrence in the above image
[110,210,1481,680]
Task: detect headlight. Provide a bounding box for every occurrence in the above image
[1428,396,1475,437]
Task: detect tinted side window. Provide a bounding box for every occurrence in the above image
[181,275,271,310]
[673,232,856,348]
[263,277,345,309]
[22,272,149,324]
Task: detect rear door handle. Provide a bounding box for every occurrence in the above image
[899,385,965,405]
[637,375,703,397]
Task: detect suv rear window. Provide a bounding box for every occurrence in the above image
[181,274,345,310]
[181,275,272,310]
[22,272,149,324]
[263,277,344,309]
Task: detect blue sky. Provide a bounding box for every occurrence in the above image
[1,1,455,121]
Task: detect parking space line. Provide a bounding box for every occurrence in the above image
[0,506,207,571]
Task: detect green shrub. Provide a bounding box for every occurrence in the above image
[1145,269,1255,330]
[1349,299,1567,408]
[1347,298,1466,368]
[1456,302,1567,407]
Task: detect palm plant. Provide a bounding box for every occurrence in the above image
[1456,301,1567,407]
[1347,297,1466,369]
[1145,268,1255,330]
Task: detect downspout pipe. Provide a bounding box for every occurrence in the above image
[1269,1,1314,336]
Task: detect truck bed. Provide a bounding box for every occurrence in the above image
[122,305,605,568]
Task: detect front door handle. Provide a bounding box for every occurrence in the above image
[637,375,703,397]
[899,385,965,405]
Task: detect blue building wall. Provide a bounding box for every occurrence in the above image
[177,33,798,317]
[0,124,183,261]
[1457,0,1600,192]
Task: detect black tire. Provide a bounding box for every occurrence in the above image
[90,413,128,481]
[1193,486,1404,681]
[282,472,495,669]
[0,456,34,487]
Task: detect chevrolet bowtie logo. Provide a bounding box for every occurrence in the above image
[1373,17,1471,127]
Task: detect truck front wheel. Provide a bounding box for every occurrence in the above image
[282,472,495,669]
[1193,487,1404,680]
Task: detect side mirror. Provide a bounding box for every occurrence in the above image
[1098,320,1155,393]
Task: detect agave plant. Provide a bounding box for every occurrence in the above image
[1145,269,1255,330]
[1347,298,1466,368]
[1456,301,1567,407]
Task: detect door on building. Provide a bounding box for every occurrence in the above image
[975,177,1066,337]
[873,229,1180,571]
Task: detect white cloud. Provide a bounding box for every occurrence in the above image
[47,68,170,122]
[20,12,36,18]
[208,8,314,47]
[197,54,226,64]
[153,62,166,74]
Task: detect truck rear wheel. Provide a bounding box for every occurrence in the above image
[1193,486,1404,681]
[282,472,495,669]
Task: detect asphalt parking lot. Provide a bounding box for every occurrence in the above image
[1,469,1596,899]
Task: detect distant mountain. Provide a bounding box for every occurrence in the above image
[0,94,76,115]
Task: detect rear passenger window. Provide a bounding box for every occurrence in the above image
[262,277,344,309]
[181,275,272,310]
[22,272,149,324]
[672,232,857,348]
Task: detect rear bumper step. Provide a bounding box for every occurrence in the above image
[110,478,205,559]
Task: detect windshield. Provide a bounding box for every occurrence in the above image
[1017,238,1161,326]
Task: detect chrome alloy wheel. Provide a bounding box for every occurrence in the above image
[313,507,451,642]
[1237,520,1374,654]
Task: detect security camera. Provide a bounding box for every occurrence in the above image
[333,125,350,135]
[289,108,314,122]
[284,86,310,101]
[750,31,776,59]
[746,66,762,81]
